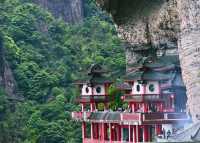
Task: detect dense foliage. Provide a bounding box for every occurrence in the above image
[0,0,125,142]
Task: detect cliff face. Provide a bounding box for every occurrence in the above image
[0,36,16,99]
[177,0,200,122]
[97,0,200,121]
[33,0,84,23]
[97,0,179,70]
[0,0,84,98]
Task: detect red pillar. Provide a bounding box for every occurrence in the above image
[94,123,99,139]
[129,125,131,142]
[93,123,96,139]
[160,103,163,112]
[105,123,108,140]
[132,103,137,112]
[82,122,86,139]
[144,103,148,112]
[99,123,105,141]
[109,123,111,142]
[91,123,94,141]
[81,103,85,112]
[136,125,139,142]
[110,123,113,142]
[111,123,115,142]
[143,125,149,142]
[90,103,95,111]
[121,126,123,142]
[117,125,121,141]
[133,125,137,143]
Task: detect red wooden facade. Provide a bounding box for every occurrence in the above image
[71,64,188,142]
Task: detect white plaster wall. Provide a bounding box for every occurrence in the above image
[81,84,92,95]
[132,81,144,94]
[93,84,105,95]
[146,81,160,94]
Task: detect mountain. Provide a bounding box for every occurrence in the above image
[0,0,125,142]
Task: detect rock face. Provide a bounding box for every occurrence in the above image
[0,35,17,98]
[96,0,200,121]
[177,0,200,122]
[97,0,180,70]
[33,0,84,23]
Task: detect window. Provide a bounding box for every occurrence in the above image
[149,84,155,92]
[85,87,89,93]
[136,84,140,92]
[96,86,101,93]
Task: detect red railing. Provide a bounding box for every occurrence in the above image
[72,111,189,124]
[142,112,189,124]
[123,94,161,102]
[121,113,140,121]
[83,138,125,143]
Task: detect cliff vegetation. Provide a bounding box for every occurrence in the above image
[0,0,125,142]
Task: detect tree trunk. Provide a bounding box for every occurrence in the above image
[177,0,200,122]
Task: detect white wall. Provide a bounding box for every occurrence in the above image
[81,84,92,95]
[81,84,106,95]
[93,84,106,95]
[146,81,160,94]
[131,81,160,95]
[132,81,144,94]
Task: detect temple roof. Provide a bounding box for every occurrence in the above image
[74,76,112,85]
[125,55,184,85]
[127,55,179,71]
[115,82,132,90]
[88,64,107,75]
[125,71,171,81]
[74,64,112,85]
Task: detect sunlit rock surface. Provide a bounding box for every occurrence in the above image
[33,0,84,23]
[97,0,179,69]
[96,0,200,122]
[177,0,200,122]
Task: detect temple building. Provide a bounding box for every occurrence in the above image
[72,51,189,142]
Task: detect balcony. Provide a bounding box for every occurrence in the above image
[83,138,126,143]
[123,94,163,102]
[76,95,109,103]
[142,112,189,124]
[72,111,141,123]
[72,111,189,125]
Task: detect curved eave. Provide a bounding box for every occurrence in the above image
[73,80,113,85]
[115,83,132,91]
[124,76,171,81]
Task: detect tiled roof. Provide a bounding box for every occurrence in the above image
[127,55,179,70]
[125,71,171,81]
[116,83,132,90]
